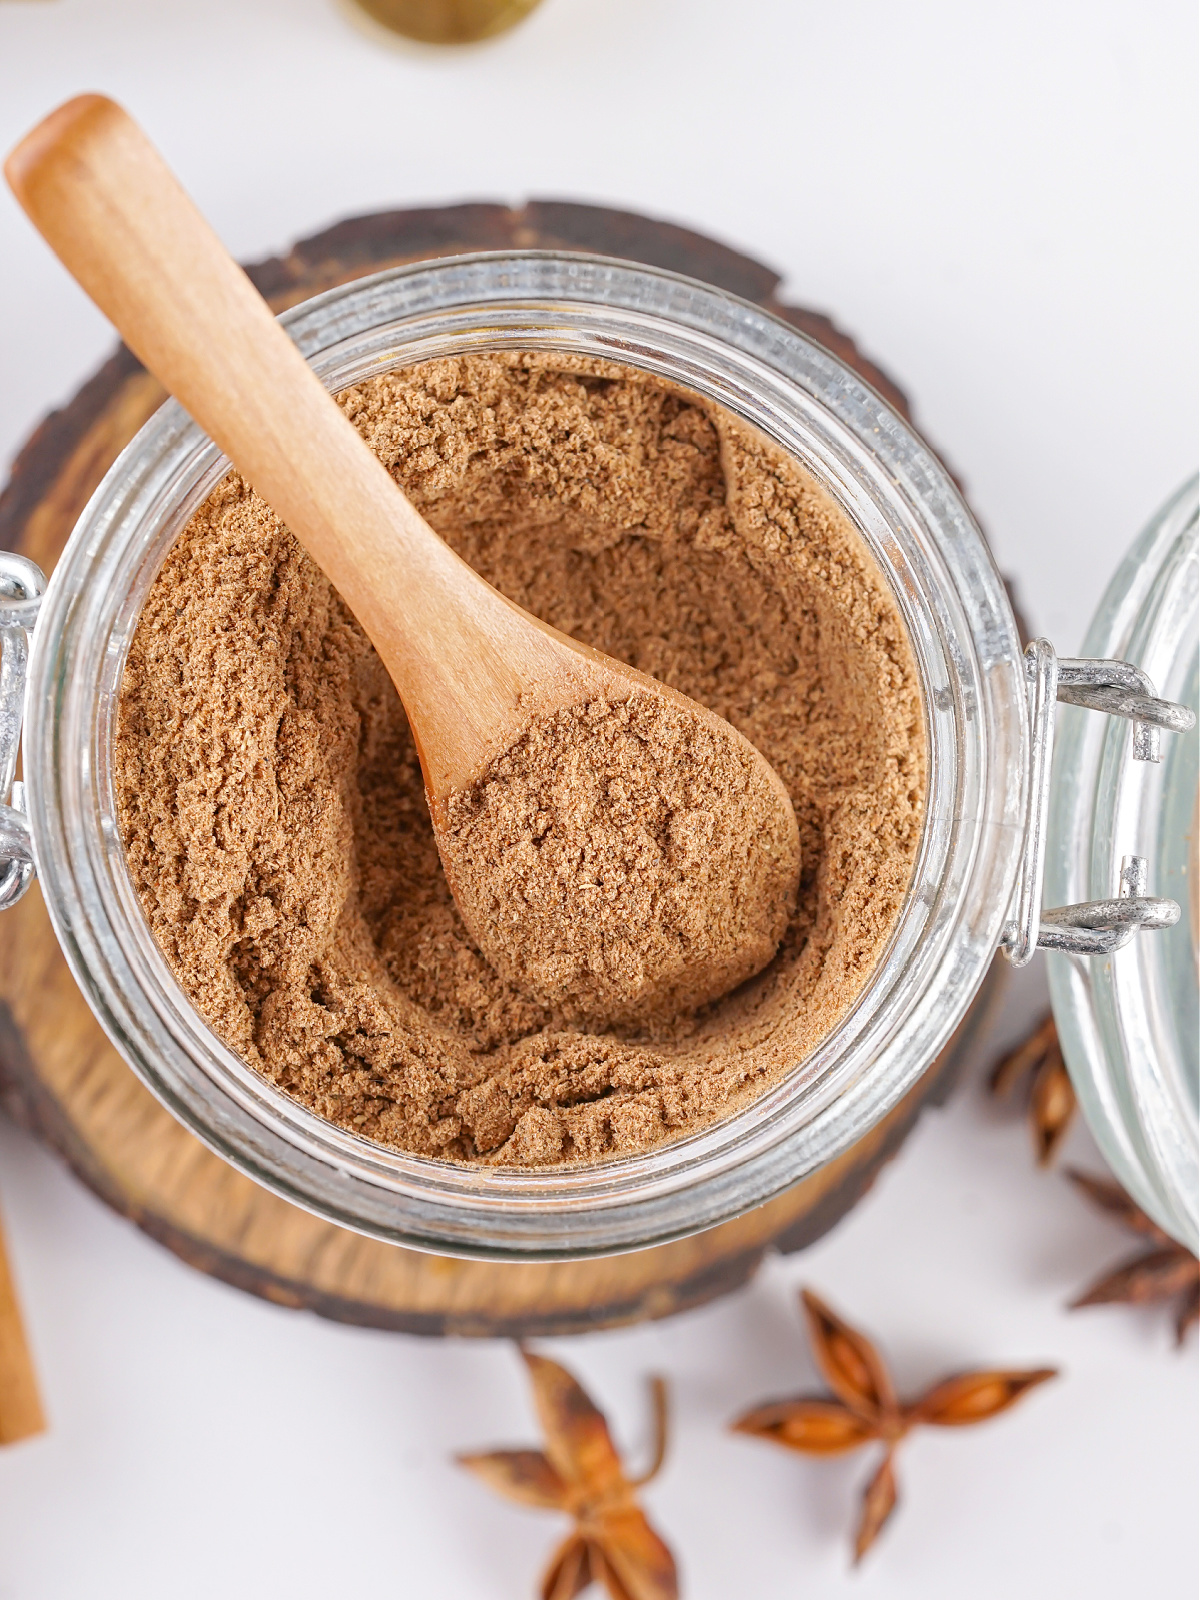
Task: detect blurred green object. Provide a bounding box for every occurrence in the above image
[348,0,544,43]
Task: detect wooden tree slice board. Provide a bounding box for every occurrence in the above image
[0,201,1005,1336]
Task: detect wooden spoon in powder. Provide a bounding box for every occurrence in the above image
[6,96,800,1025]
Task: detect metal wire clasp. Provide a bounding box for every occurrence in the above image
[1002,640,1196,966]
[0,553,46,912]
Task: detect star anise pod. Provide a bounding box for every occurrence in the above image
[989,1012,1076,1164]
[731,1288,1056,1563]
[1066,1168,1200,1345]
[458,1347,677,1600]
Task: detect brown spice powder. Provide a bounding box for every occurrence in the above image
[439,690,799,1030]
[114,353,925,1166]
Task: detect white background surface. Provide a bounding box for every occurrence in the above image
[0,2,1196,1596]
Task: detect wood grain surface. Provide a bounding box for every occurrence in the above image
[0,197,1003,1336]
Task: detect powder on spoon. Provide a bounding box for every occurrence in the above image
[114,352,924,1166]
[438,688,800,1029]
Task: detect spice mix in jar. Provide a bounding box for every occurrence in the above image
[113,352,925,1169]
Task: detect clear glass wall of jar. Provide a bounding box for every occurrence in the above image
[23,255,1027,1259]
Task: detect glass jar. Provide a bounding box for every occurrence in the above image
[0,255,1190,1259]
[1046,477,1199,1251]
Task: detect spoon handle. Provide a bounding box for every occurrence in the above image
[5,96,575,796]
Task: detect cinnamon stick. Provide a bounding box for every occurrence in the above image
[0,1202,45,1443]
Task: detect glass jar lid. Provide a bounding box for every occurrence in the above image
[1047,476,1199,1251]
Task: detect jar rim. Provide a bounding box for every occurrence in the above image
[25,252,1026,1258]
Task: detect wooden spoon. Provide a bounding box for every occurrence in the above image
[6,96,799,1018]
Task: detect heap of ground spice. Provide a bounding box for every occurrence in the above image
[439,689,799,1028]
[114,353,925,1167]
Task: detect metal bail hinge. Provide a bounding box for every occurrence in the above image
[0,553,47,913]
[1001,640,1196,966]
